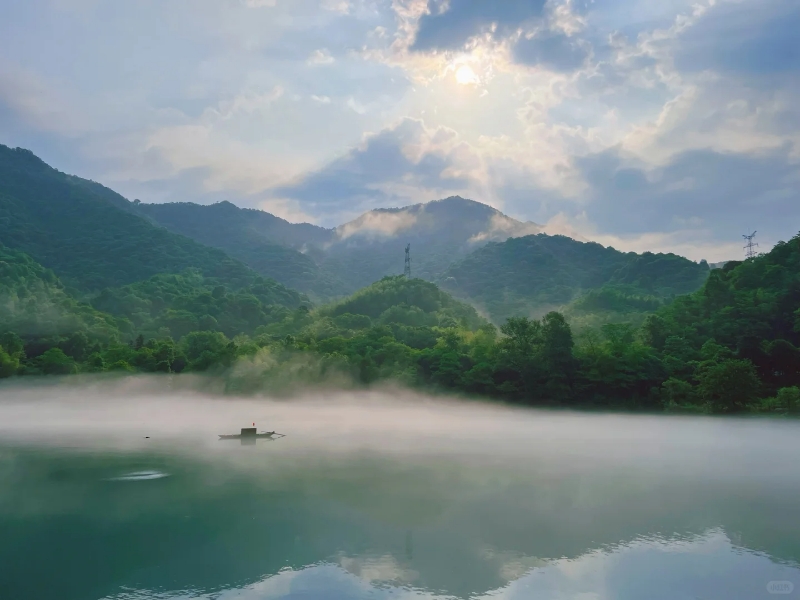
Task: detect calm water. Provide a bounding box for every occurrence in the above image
[1,379,799,600]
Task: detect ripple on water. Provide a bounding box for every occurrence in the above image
[106,470,170,481]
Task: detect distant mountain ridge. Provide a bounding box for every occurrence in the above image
[135,195,542,297]
[323,197,542,291]
[0,145,274,293]
[0,144,711,331]
[135,200,342,299]
[440,234,711,323]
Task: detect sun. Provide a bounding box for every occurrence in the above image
[455,64,480,85]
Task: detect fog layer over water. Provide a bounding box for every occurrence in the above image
[1,378,799,600]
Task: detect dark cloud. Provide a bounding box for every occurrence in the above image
[411,0,548,51]
[512,32,589,71]
[274,119,472,219]
[675,0,800,75]
[575,146,800,242]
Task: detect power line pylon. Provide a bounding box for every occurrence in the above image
[404,244,411,278]
[742,231,758,259]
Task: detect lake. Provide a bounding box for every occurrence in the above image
[1,379,799,600]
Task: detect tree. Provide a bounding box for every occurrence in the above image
[0,346,19,378]
[660,377,696,409]
[777,386,800,413]
[697,359,760,413]
[39,348,77,375]
[541,311,576,401]
[181,331,235,371]
[0,332,24,359]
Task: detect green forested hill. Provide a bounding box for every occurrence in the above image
[320,197,542,292]
[0,244,313,374]
[135,201,345,299]
[135,196,543,298]
[440,234,710,323]
[92,269,306,339]
[640,235,800,409]
[0,145,280,292]
[323,276,485,329]
[0,245,121,341]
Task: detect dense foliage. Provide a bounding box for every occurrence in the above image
[0,245,122,340]
[0,145,267,291]
[135,201,344,299]
[3,245,798,416]
[440,234,710,323]
[91,269,307,339]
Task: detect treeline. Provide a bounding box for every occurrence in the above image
[440,234,711,323]
[3,238,800,414]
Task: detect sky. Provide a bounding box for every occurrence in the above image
[0,0,798,261]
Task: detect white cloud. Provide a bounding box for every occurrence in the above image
[311,94,332,104]
[336,209,419,239]
[469,213,543,243]
[0,63,87,136]
[307,48,335,66]
[541,211,743,262]
[338,553,418,584]
[346,97,368,114]
[243,0,278,7]
[321,0,351,13]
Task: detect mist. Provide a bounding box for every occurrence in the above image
[3,376,800,600]
[1,375,798,483]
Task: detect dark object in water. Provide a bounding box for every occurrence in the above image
[218,427,286,441]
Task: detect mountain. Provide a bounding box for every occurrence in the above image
[137,200,332,249]
[134,201,344,299]
[321,196,542,291]
[439,234,711,323]
[134,195,542,299]
[0,145,281,293]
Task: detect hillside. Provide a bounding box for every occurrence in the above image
[0,145,284,293]
[135,196,542,298]
[135,201,344,299]
[92,269,306,339]
[0,245,122,341]
[639,233,800,411]
[321,196,543,291]
[440,234,710,323]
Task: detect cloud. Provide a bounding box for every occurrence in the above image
[273,118,481,221]
[0,64,86,136]
[410,0,549,51]
[2,0,799,254]
[307,48,335,65]
[346,97,368,114]
[321,0,351,13]
[674,0,800,76]
[512,31,589,72]
[469,213,542,243]
[243,0,278,7]
[336,209,419,239]
[571,144,800,253]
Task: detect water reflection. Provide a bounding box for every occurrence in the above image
[0,385,799,600]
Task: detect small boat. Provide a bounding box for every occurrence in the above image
[218,427,286,441]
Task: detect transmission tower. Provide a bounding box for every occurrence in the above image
[742,231,758,259]
[404,244,412,278]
